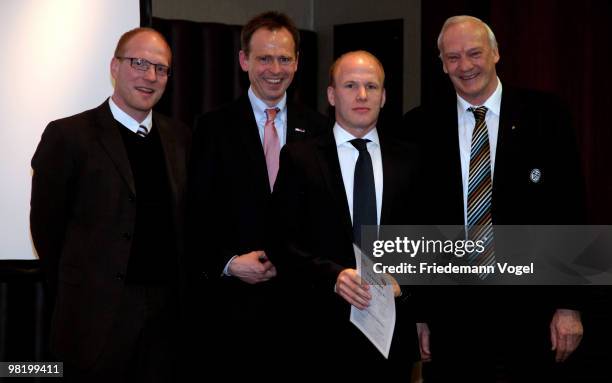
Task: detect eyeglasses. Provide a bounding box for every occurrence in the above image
[255,55,295,66]
[116,57,171,77]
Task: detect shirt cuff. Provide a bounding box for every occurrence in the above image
[223,255,239,276]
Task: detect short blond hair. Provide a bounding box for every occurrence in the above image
[328,50,385,87]
[114,27,172,63]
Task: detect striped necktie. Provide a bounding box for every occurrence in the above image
[137,124,149,138]
[467,106,495,277]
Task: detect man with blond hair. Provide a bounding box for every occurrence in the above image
[271,50,420,378]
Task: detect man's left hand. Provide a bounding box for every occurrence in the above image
[550,308,583,362]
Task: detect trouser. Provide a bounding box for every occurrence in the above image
[63,284,178,383]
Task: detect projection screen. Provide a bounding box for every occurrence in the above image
[0,0,140,259]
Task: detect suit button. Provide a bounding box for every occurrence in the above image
[129,194,136,203]
[122,232,131,240]
[115,272,125,281]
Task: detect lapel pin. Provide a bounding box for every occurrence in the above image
[294,127,306,133]
[529,168,541,183]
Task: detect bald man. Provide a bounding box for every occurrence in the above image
[271,50,421,378]
[31,28,190,381]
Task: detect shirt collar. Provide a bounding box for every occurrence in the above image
[247,87,287,121]
[108,97,153,134]
[333,122,380,147]
[457,77,503,117]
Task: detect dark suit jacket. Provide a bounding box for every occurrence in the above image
[30,101,191,368]
[402,86,586,358]
[270,129,422,370]
[187,94,328,323]
[403,86,584,227]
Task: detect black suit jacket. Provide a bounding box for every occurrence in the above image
[270,129,422,369]
[187,94,328,318]
[404,87,584,226]
[402,86,586,357]
[30,101,191,368]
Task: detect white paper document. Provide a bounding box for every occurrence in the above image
[349,244,396,358]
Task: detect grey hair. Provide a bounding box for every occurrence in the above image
[437,15,498,56]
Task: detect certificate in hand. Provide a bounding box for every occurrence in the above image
[349,244,396,358]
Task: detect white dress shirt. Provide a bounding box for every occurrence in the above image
[108,97,153,134]
[333,123,383,226]
[248,87,288,147]
[456,78,502,225]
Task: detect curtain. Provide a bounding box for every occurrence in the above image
[152,17,319,128]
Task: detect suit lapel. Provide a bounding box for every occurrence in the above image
[444,98,466,223]
[492,87,520,219]
[234,95,271,193]
[286,102,309,143]
[315,132,354,241]
[380,136,400,225]
[155,114,178,202]
[94,101,136,195]
[494,87,518,186]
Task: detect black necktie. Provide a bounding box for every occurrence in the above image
[350,138,376,247]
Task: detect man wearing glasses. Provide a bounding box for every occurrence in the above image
[30,28,190,382]
[188,11,327,375]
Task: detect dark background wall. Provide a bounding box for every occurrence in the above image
[151,18,320,127]
[152,0,422,114]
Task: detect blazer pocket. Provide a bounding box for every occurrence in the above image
[58,265,83,286]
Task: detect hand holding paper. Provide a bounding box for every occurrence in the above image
[336,268,372,310]
[349,244,396,358]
